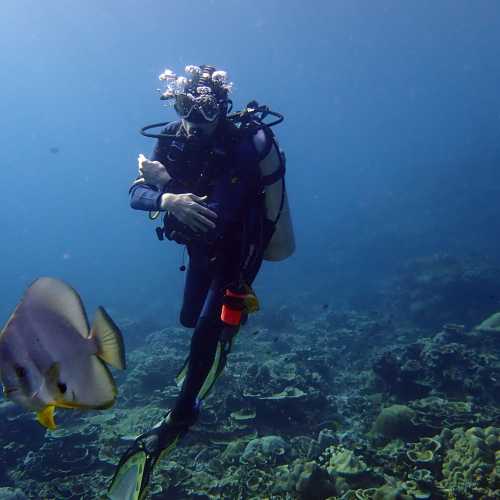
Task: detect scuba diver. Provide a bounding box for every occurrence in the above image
[107,64,295,499]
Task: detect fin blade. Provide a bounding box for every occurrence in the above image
[91,307,126,370]
[175,357,189,388]
[107,450,147,500]
[37,405,56,430]
[476,312,500,332]
[197,341,223,400]
[107,428,183,500]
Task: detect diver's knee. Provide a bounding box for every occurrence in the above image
[180,309,198,328]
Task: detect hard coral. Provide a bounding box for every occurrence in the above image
[371,405,417,442]
[441,426,499,497]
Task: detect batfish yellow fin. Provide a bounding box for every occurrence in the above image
[90,307,126,370]
[37,405,56,430]
[55,400,86,409]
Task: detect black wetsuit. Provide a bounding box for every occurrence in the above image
[129,119,270,422]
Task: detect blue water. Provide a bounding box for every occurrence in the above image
[1,3,500,499]
[1,0,500,324]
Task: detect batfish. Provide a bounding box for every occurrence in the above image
[0,277,126,429]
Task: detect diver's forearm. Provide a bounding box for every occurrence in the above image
[129,184,163,211]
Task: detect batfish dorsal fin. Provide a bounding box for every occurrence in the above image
[21,277,90,338]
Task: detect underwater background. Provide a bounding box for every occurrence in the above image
[1,1,500,499]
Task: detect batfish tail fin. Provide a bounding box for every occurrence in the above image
[91,307,126,370]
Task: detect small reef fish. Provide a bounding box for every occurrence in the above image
[0,277,126,429]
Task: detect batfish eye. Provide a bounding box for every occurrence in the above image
[14,366,26,378]
[57,382,67,394]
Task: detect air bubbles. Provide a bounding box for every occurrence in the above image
[196,86,212,95]
[212,70,228,84]
[157,64,233,102]
[185,65,202,78]
[158,68,176,81]
[176,76,188,92]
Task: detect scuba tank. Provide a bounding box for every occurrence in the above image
[258,134,295,261]
[232,102,295,261]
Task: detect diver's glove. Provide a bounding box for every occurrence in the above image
[106,410,196,500]
[160,193,218,234]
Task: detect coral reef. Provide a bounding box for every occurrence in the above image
[370,404,417,442]
[0,278,499,499]
[440,426,499,498]
[387,254,500,329]
[372,323,500,404]
[0,488,28,500]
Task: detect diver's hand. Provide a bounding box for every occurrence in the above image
[137,154,172,189]
[160,193,217,233]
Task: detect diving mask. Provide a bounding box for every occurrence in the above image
[174,93,221,123]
